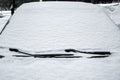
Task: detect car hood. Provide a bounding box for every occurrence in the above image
[0,55,120,80]
[0,49,120,80]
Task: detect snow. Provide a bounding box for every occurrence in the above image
[0,48,120,80]
[0,2,120,80]
[0,2,120,51]
[0,11,11,31]
[99,3,120,27]
[109,5,120,26]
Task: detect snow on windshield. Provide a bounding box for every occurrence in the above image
[0,2,120,51]
[109,4,120,26]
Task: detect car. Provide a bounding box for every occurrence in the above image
[0,2,120,80]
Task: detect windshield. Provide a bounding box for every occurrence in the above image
[0,2,120,51]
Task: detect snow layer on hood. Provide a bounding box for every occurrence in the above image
[0,2,120,51]
[0,49,120,80]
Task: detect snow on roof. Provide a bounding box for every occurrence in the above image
[20,1,99,9]
[0,2,120,51]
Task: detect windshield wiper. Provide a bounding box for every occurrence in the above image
[13,54,82,58]
[0,46,111,58]
[9,48,33,56]
[65,49,111,55]
[9,48,81,58]
[9,48,111,58]
[64,49,111,58]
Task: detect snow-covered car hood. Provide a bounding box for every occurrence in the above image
[0,2,120,51]
[0,48,120,80]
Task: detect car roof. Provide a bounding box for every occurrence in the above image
[0,2,120,51]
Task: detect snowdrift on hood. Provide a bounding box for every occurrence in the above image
[0,2,120,51]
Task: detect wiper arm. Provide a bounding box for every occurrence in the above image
[65,49,111,55]
[9,48,80,58]
[9,48,33,56]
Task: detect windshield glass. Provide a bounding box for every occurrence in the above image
[0,2,120,51]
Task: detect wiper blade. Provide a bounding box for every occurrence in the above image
[65,49,111,55]
[9,48,76,58]
[13,55,82,58]
[8,48,111,58]
[88,55,109,58]
[32,54,74,58]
